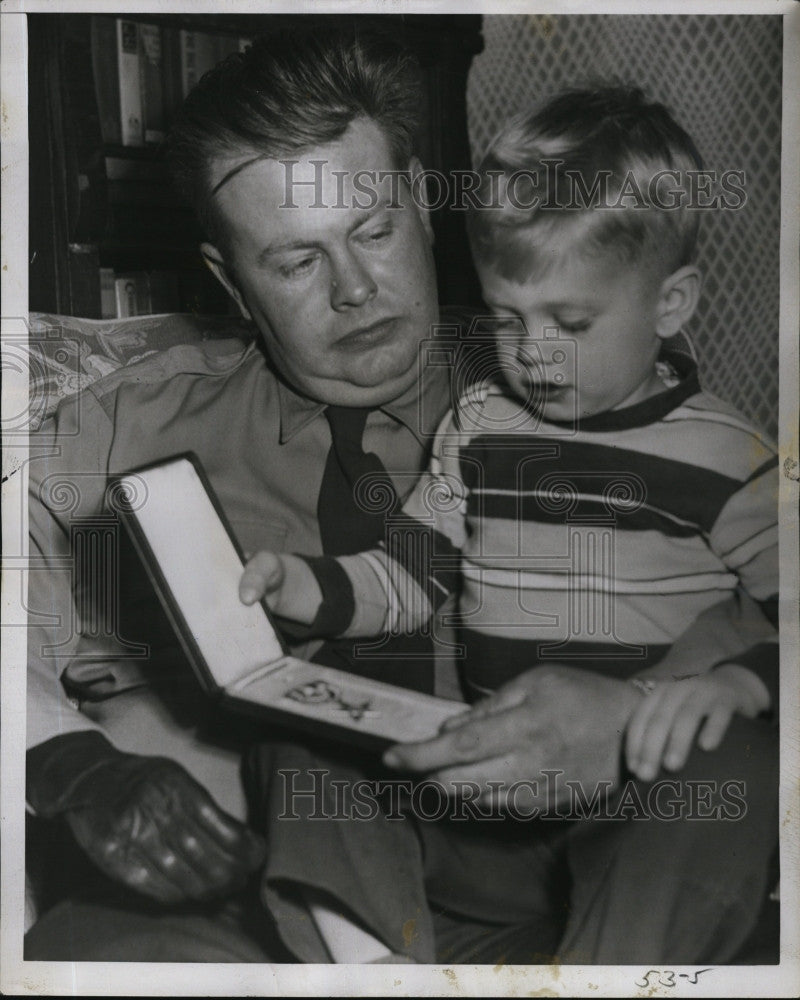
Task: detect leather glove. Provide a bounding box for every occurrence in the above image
[27,731,266,905]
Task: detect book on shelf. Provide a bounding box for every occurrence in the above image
[138,23,165,145]
[99,267,117,318]
[117,19,143,146]
[114,272,148,317]
[91,17,250,149]
[161,26,183,124]
[114,455,466,752]
[92,17,121,145]
[111,270,181,318]
[179,29,247,97]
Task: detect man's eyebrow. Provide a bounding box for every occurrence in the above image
[255,201,392,266]
[256,240,319,266]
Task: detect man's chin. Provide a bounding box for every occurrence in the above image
[294,360,420,408]
[333,370,419,406]
[337,349,421,399]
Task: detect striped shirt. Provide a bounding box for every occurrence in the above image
[315,353,778,699]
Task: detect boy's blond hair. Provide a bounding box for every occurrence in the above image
[467,86,704,282]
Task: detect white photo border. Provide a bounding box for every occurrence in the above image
[2,1,798,995]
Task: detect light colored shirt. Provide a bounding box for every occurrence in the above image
[26,334,451,763]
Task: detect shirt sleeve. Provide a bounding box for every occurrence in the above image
[708,451,779,622]
[718,639,779,720]
[305,407,469,638]
[26,388,116,751]
[644,589,776,681]
[647,437,779,707]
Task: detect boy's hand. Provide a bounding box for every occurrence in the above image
[239,551,322,624]
[625,664,771,782]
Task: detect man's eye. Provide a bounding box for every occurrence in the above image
[279,255,318,278]
[359,225,393,245]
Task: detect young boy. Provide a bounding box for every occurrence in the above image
[242,87,778,961]
[245,86,777,780]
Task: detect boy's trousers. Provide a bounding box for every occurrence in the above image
[244,713,778,964]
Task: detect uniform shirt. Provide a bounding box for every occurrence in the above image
[26,334,452,752]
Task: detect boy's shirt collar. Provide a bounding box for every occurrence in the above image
[545,349,700,433]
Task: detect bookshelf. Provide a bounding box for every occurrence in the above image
[28,13,484,319]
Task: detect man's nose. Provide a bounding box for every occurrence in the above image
[329,251,378,310]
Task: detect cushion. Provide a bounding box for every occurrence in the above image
[27,312,255,430]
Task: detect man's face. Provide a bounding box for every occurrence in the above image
[203,118,439,407]
[476,227,670,421]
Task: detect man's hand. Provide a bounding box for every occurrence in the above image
[383,665,641,809]
[64,753,266,904]
[239,551,322,623]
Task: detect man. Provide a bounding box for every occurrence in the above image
[24,21,450,960]
[25,22,775,962]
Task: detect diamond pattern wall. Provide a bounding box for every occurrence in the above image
[467,14,782,438]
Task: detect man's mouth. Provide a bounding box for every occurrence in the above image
[335,317,397,350]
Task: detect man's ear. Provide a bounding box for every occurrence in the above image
[655,265,701,339]
[200,242,252,320]
[408,156,435,246]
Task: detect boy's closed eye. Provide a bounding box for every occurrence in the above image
[554,314,592,334]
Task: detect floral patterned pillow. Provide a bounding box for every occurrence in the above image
[27,312,254,430]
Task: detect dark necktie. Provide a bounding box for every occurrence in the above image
[313,405,435,693]
[317,407,399,556]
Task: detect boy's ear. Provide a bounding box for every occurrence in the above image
[655,265,701,339]
[200,243,252,320]
[408,156,435,246]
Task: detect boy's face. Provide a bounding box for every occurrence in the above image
[476,228,672,421]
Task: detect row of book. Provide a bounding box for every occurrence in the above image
[99,267,237,319]
[92,17,250,148]
[100,269,182,318]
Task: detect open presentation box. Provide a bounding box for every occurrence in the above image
[114,454,466,753]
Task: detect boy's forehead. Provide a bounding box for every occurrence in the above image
[476,228,654,304]
[478,258,594,306]
[475,209,674,294]
[476,216,598,288]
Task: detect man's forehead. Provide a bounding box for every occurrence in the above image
[207,117,401,210]
[208,153,273,200]
[210,169,405,253]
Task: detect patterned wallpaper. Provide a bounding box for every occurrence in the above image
[467,14,782,438]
